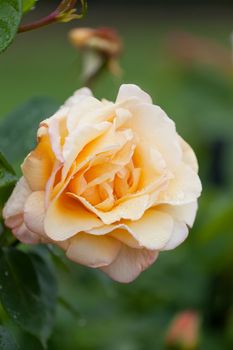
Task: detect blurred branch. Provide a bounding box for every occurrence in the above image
[18,0,87,33]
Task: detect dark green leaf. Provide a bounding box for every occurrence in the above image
[0,152,17,189]
[0,97,59,167]
[0,0,22,53]
[22,0,36,13]
[0,325,19,350]
[0,248,57,346]
[29,251,58,344]
[0,152,17,208]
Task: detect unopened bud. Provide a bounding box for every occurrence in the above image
[165,310,200,350]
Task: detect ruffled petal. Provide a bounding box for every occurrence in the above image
[44,194,102,241]
[116,84,152,104]
[101,245,158,283]
[66,233,121,268]
[162,221,189,251]
[124,208,174,250]
[3,177,31,227]
[24,191,46,237]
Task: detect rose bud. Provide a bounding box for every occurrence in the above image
[3,84,202,283]
[69,27,122,82]
[165,310,200,349]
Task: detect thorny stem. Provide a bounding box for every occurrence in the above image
[18,0,80,33]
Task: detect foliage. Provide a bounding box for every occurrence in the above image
[0,0,22,53]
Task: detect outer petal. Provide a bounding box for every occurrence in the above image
[160,201,198,228]
[86,225,141,248]
[66,233,121,268]
[116,84,152,104]
[64,87,93,108]
[179,136,198,172]
[21,135,54,191]
[125,103,183,169]
[124,208,174,250]
[162,221,189,251]
[3,177,31,227]
[158,165,202,205]
[12,223,41,244]
[101,245,158,283]
[44,194,102,241]
[24,191,46,237]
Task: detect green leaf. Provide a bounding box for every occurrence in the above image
[0,0,22,53]
[0,152,17,208]
[0,152,17,190]
[0,97,59,167]
[0,325,19,350]
[29,251,58,345]
[22,0,36,13]
[0,248,57,346]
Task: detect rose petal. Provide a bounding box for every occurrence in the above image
[161,201,198,227]
[22,135,54,191]
[179,136,198,173]
[62,121,111,180]
[12,223,41,244]
[24,191,46,237]
[116,84,152,104]
[162,221,188,250]
[158,165,202,205]
[101,245,158,283]
[66,233,121,268]
[3,177,31,227]
[64,87,93,108]
[124,208,174,250]
[126,103,183,169]
[69,193,150,225]
[44,194,102,240]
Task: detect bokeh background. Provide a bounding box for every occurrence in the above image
[0,0,233,349]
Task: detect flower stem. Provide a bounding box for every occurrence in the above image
[18,10,59,33]
[18,0,79,34]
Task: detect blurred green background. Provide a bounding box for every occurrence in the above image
[0,1,233,349]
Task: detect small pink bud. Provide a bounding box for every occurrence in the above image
[165,310,200,350]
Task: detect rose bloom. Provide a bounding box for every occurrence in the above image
[3,84,202,283]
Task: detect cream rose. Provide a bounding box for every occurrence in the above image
[3,84,202,283]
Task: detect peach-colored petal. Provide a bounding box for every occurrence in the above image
[3,177,31,227]
[44,194,102,241]
[158,165,202,205]
[161,201,198,228]
[66,96,102,132]
[69,193,150,225]
[162,221,188,251]
[179,136,198,172]
[24,191,46,237]
[12,223,41,244]
[64,87,93,108]
[126,103,182,169]
[116,84,152,104]
[85,225,140,248]
[124,208,174,250]
[21,135,54,191]
[66,233,121,268]
[109,229,141,248]
[62,121,111,180]
[101,245,158,283]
